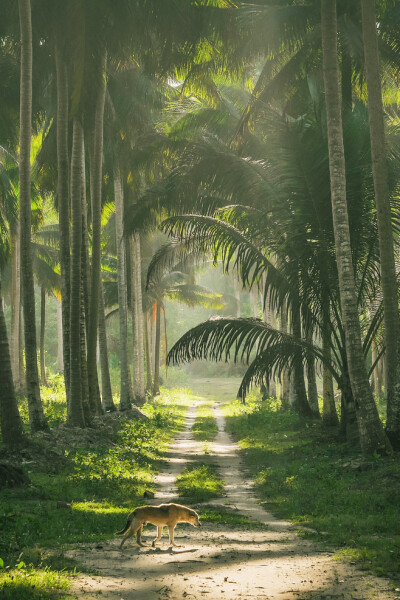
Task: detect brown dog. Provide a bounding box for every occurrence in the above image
[116,502,201,549]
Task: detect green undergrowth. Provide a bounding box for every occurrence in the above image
[176,463,225,501]
[224,393,400,582]
[192,402,219,441]
[0,385,194,597]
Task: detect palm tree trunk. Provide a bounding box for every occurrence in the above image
[321,327,339,426]
[87,53,106,416]
[68,117,85,428]
[98,280,115,411]
[0,273,25,447]
[10,225,22,392]
[291,302,312,418]
[144,311,152,392]
[57,299,64,372]
[321,0,390,454]
[153,301,161,395]
[280,301,290,410]
[361,0,400,449]
[40,287,47,386]
[130,234,146,404]
[306,328,320,418]
[114,166,132,410]
[55,42,71,404]
[18,0,48,433]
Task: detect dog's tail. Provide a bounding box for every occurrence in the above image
[115,514,133,536]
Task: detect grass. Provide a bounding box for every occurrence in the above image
[224,392,400,582]
[176,463,225,501]
[0,383,195,597]
[192,401,219,442]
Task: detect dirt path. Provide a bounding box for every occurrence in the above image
[69,379,396,599]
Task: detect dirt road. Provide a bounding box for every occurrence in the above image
[70,379,396,599]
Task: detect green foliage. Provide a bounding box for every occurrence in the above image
[225,395,400,579]
[0,386,194,596]
[176,463,225,501]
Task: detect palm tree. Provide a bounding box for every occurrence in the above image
[68,117,85,427]
[361,0,400,449]
[113,167,132,410]
[55,40,71,405]
[321,0,390,454]
[0,271,25,447]
[18,0,48,432]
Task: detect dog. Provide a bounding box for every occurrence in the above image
[115,502,200,549]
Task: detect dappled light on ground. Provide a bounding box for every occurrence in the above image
[69,379,396,599]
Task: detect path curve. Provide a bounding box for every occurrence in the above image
[70,381,396,600]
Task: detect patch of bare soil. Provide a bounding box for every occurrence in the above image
[69,380,397,600]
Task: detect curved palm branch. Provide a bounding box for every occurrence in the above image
[161,214,292,311]
[167,316,339,399]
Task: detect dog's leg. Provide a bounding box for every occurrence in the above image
[136,525,146,547]
[152,526,163,547]
[120,518,141,549]
[168,524,180,547]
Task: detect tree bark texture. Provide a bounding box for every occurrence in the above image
[98,280,115,411]
[87,54,107,416]
[55,42,71,404]
[40,287,47,386]
[130,234,146,404]
[361,0,400,448]
[0,273,25,447]
[114,168,132,410]
[280,302,291,410]
[306,328,320,418]
[18,0,48,432]
[10,225,22,391]
[153,302,161,395]
[291,302,312,418]
[68,118,85,427]
[144,312,152,392]
[57,299,64,372]
[321,0,390,454]
[322,326,339,426]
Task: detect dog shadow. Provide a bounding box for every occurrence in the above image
[138,546,199,555]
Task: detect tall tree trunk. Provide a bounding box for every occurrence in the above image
[153,302,161,395]
[361,0,400,449]
[68,118,85,427]
[130,234,146,404]
[306,328,320,418]
[0,273,25,447]
[40,287,47,386]
[291,302,312,418]
[98,280,115,411]
[144,311,152,393]
[372,341,384,397]
[10,225,22,392]
[55,42,71,404]
[82,137,101,415]
[280,301,291,410]
[87,53,106,416]
[79,272,92,426]
[114,167,132,410]
[321,325,339,427]
[321,0,390,454]
[57,298,64,372]
[18,0,48,432]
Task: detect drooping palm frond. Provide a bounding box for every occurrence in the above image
[167,316,339,399]
[160,213,292,311]
[146,240,208,290]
